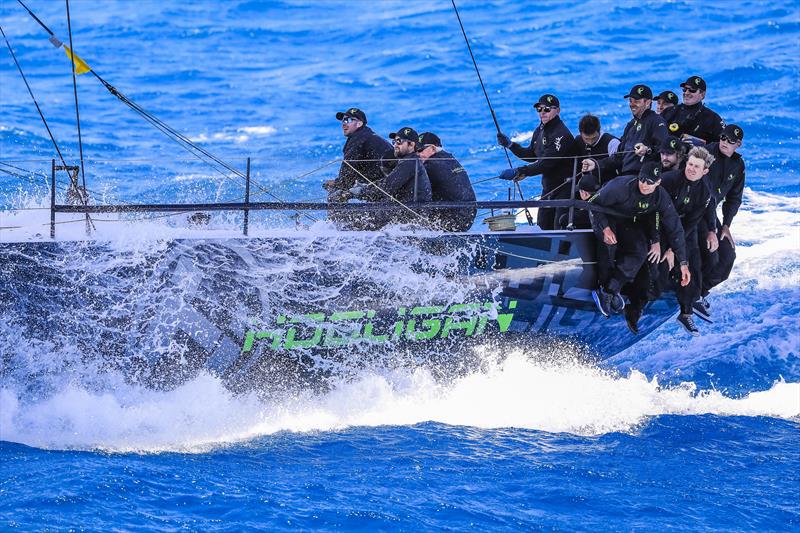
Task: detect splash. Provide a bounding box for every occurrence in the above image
[1,352,796,454]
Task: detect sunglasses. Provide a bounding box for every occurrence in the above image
[392,138,410,146]
[341,117,359,124]
[536,106,552,113]
[682,87,700,94]
[720,135,739,144]
[638,176,660,185]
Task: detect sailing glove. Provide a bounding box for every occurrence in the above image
[498,168,520,181]
[496,132,512,148]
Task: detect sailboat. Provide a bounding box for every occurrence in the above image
[0,0,679,391]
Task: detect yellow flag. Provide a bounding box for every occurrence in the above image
[63,45,91,74]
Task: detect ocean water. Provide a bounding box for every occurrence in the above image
[1,0,799,530]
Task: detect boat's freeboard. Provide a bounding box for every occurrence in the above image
[0,227,676,391]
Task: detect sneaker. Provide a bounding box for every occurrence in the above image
[592,288,611,318]
[624,306,641,335]
[610,293,626,314]
[692,296,713,323]
[677,313,700,337]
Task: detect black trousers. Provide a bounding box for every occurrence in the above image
[627,236,702,314]
[699,218,737,296]
[537,176,569,230]
[593,218,648,295]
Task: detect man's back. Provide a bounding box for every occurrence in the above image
[426,151,476,202]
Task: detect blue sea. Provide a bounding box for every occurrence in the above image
[1,0,799,530]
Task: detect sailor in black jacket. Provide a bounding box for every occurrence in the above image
[326,107,392,200]
[670,76,725,144]
[641,147,713,335]
[418,132,476,232]
[359,127,432,228]
[655,90,680,125]
[583,84,668,183]
[696,124,746,316]
[571,114,621,165]
[588,162,690,317]
[496,94,575,230]
[554,115,620,229]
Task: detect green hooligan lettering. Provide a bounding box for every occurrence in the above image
[406,306,445,340]
[285,313,325,349]
[324,311,365,346]
[441,303,481,337]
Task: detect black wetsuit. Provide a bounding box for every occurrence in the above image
[506,116,574,229]
[596,109,668,180]
[699,142,746,295]
[670,102,724,143]
[555,133,621,229]
[424,150,476,232]
[650,169,712,314]
[589,175,687,295]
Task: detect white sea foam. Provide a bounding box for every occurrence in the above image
[190,125,276,144]
[1,353,797,454]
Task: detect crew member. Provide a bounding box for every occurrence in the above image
[588,162,690,318]
[655,90,679,124]
[495,94,575,229]
[659,136,688,172]
[628,147,714,336]
[554,115,621,228]
[671,76,725,144]
[358,127,432,228]
[571,114,620,165]
[694,124,746,320]
[418,132,476,232]
[582,84,668,183]
[326,107,391,199]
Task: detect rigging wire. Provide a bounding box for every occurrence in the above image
[0,25,67,168]
[450,0,534,226]
[64,0,94,232]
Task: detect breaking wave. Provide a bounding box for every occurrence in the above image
[1,352,797,454]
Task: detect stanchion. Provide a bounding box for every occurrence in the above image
[243,157,250,236]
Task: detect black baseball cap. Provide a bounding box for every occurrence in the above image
[721,124,744,142]
[418,132,441,147]
[638,161,662,184]
[389,126,420,144]
[659,136,683,154]
[624,84,653,100]
[655,90,679,106]
[680,76,707,92]
[336,107,367,124]
[534,94,560,109]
